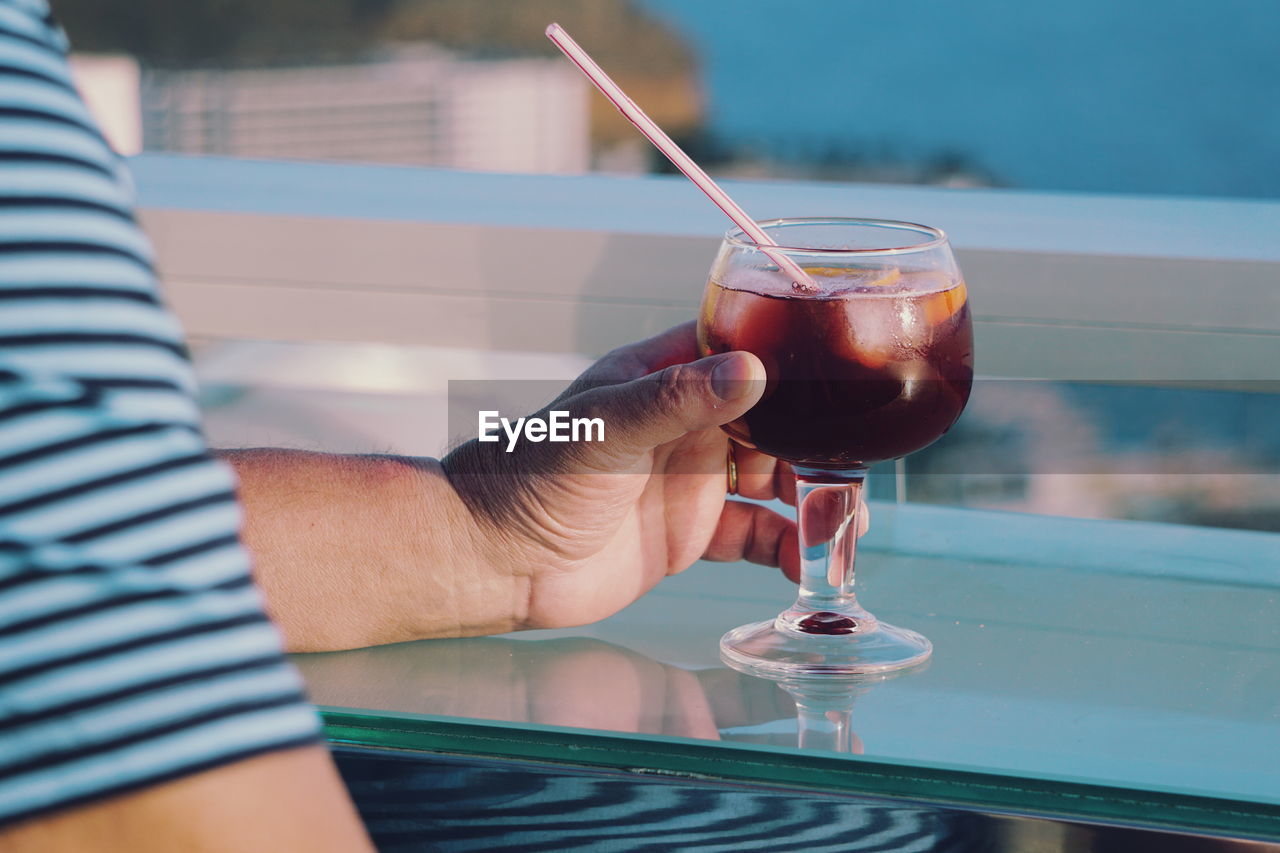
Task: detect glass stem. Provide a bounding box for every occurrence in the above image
[777,466,875,635]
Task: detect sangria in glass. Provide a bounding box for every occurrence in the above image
[698,218,973,676]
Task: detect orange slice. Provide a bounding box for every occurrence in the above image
[924,281,968,326]
[799,265,903,288]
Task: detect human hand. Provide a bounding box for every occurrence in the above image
[443,322,867,632]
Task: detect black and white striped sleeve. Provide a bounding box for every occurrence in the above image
[0,0,321,827]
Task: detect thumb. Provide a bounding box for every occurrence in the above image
[572,351,764,458]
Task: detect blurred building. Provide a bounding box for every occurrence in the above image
[135,47,589,174]
[68,54,143,155]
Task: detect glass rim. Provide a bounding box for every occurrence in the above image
[724,217,949,256]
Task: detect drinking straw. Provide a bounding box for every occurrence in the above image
[546,23,817,292]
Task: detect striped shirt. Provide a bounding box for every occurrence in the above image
[0,0,320,827]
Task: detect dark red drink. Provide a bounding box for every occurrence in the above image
[697,267,973,468]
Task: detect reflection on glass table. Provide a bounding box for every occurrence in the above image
[299,635,791,743]
[300,636,915,758]
[296,502,1280,843]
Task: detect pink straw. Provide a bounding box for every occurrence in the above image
[546,23,816,292]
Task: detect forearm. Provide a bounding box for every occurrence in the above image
[1,747,373,853]
[222,449,527,652]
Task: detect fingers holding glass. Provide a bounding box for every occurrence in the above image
[728,441,796,505]
[703,500,800,581]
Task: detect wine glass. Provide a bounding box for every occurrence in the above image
[697,218,973,676]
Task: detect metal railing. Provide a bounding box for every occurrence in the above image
[134,154,1280,386]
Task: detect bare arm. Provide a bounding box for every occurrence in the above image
[0,747,373,853]
[224,450,525,652]
[220,326,817,655]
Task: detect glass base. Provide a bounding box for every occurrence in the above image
[720,617,932,678]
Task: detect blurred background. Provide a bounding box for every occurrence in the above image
[53,0,1280,532]
[57,0,1280,196]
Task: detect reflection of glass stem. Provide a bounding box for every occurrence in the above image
[796,700,856,753]
[786,682,867,754]
[771,665,925,753]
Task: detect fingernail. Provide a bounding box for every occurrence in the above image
[710,352,754,402]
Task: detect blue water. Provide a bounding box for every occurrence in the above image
[635,0,1280,199]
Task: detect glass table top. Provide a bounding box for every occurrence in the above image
[294,501,1280,840]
